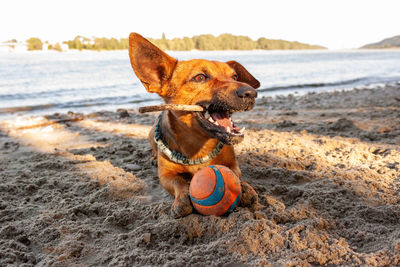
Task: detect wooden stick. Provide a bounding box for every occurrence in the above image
[16,117,84,130]
[138,104,204,113]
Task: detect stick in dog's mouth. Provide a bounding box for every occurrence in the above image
[138,104,204,113]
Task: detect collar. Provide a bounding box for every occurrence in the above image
[154,112,225,165]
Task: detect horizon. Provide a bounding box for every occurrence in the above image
[1,0,399,49]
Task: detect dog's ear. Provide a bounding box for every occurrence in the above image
[226,61,260,89]
[129,33,177,95]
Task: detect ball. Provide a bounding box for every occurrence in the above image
[189,165,241,216]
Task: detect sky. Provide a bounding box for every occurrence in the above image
[1,0,399,49]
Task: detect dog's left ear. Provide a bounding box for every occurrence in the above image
[129,33,177,96]
[226,61,260,89]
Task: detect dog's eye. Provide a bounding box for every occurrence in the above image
[232,74,238,81]
[192,73,208,83]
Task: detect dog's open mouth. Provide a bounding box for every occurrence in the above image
[202,110,244,135]
[195,105,246,144]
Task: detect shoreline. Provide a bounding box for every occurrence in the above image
[1,80,400,120]
[1,84,399,266]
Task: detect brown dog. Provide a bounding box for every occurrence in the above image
[128,33,260,218]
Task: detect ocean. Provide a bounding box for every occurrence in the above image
[1,49,400,117]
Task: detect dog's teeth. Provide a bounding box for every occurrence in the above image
[205,111,210,119]
[227,127,231,133]
[240,127,246,134]
[215,121,219,126]
[208,117,215,123]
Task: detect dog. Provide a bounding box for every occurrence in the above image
[128,33,260,218]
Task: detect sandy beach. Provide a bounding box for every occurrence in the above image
[1,84,399,266]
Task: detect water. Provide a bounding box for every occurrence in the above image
[1,49,400,117]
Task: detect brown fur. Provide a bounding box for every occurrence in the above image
[129,33,260,218]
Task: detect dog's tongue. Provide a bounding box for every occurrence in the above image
[210,112,232,128]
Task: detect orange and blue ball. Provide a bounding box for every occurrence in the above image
[189,165,241,216]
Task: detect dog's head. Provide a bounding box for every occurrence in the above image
[129,33,260,144]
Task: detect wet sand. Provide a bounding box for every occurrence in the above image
[1,84,399,266]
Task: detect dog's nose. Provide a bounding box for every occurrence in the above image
[236,86,258,99]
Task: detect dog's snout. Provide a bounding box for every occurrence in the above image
[236,86,258,99]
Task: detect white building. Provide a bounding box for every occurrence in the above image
[0,40,69,52]
[0,41,28,52]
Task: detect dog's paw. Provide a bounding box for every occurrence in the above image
[239,181,258,207]
[171,194,193,219]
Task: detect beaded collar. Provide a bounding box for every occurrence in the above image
[154,112,225,165]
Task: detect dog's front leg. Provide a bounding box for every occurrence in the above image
[227,162,258,208]
[158,169,193,218]
[239,181,258,207]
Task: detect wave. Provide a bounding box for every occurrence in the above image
[257,78,366,92]
[0,83,138,100]
[258,76,400,93]
[0,95,160,114]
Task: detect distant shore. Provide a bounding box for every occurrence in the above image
[1,34,326,52]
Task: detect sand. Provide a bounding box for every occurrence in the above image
[1,84,399,266]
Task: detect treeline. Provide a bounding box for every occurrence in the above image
[66,36,129,50]
[22,34,325,51]
[148,33,325,50]
[65,34,325,51]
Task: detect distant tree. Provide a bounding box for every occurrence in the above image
[256,37,324,50]
[193,34,218,50]
[159,33,170,50]
[182,37,195,50]
[53,43,62,52]
[109,38,119,50]
[218,34,257,50]
[26,37,43,50]
[66,36,83,50]
[119,38,129,49]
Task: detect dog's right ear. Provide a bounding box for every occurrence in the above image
[129,33,177,96]
[226,61,260,89]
